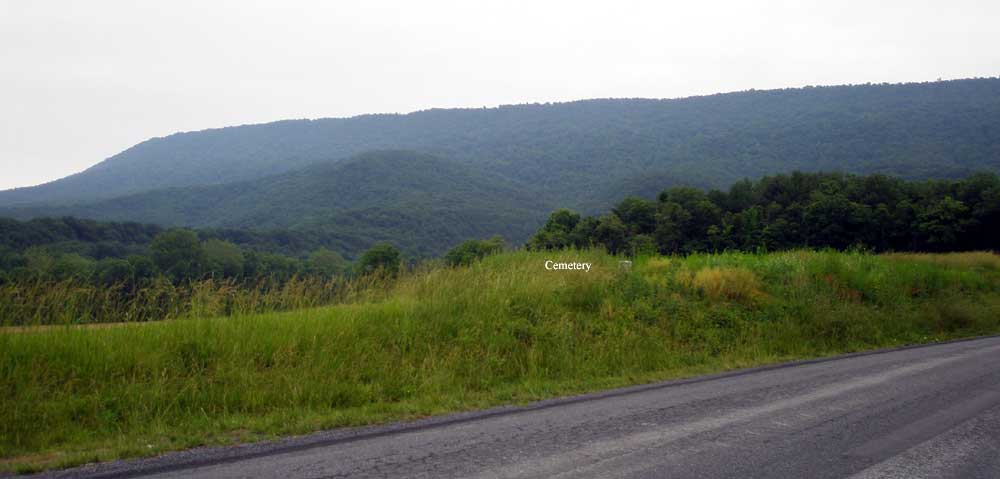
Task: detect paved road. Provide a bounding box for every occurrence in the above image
[36,336,1000,479]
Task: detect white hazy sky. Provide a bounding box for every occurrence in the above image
[2,0,999,190]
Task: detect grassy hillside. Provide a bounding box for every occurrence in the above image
[3,249,1000,473]
[3,151,549,257]
[3,78,1000,209]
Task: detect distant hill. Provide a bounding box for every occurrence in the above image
[3,78,999,211]
[3,151,548,257]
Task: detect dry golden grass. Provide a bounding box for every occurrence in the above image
[688,267,767,304]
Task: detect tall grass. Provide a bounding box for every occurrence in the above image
[2,249,1000,473]
[0,274,389,327]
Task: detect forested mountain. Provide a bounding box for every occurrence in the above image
[3,78,999,210]
[3,151,548,257]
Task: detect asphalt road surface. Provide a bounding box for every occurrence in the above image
[34,335,1000,479]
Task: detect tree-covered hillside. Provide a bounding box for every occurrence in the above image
[2,78,999,209]
[3,151,548,257]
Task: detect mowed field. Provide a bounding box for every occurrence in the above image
[3,250,1000,473]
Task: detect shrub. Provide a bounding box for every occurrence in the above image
[444,236,505,267]
[689,267,765,304]
[357,243,402,277]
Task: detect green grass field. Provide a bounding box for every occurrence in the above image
[3,249,1000,473]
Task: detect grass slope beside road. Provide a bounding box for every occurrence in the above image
[3,250,1000,473]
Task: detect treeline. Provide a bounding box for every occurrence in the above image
[529,172,1000,255]
[0,215,504,292]
[5,79,1000,211]
[0,218,413,287]
[0,216,352,257]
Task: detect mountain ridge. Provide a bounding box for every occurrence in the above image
[4,78,1000,209]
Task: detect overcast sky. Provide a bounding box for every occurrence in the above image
[2,0,999,190]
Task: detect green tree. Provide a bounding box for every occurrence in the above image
[804,192,866,249]
[51,253,96,281]
[203,239,245,278]
[95,258,134,286]
[543,209,581,232]
[358,243,402,276]
[22,247,56,278]
[150,230,206,282]
[917,196,971,250]
[0,246,26,273]
[307,248,349,277]
[127,255,159,283]
[628,234,657,256]
[653,202,692,253]
[243,251,303,281]
[569,216,600,249]
[527,209,581,251]
[594,214,628,254]
[612,197,657,235]
[444,236,505,266]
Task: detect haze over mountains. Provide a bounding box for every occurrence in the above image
[3,78,1000,256]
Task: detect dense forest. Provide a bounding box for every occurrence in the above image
[529,172,1000,255]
